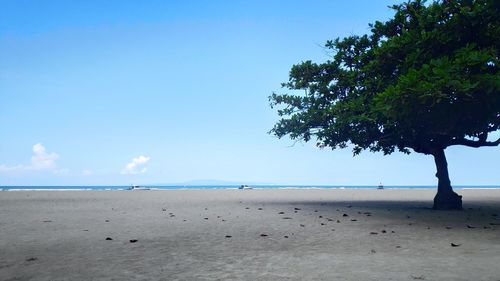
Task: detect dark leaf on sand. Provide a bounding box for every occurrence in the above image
[26,257,37,262]
[320,223,326,225]
[342,214,348,217]
[300,224,305,227]
[260,234,268,237]
[445,226,452,229]
[370,232,378,235]
[294,208,301,210]
[42,220,52,223]
[466,225,476,229]
[105,237,113,241]
[282,217,293,219]
[451,243,461,247]
[258,208,263,210]
[105,220,110,222]
[350,219,357,222]
[278,212,285,214]
[129,239,138,243]
[381,230,387,233]
[370,249,376,253]
[284,235,289,238]
[204,218,208,220]
[225,235,232,238]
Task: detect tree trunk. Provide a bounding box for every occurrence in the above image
[432,148,462,210]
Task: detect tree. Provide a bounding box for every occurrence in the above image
[269,0,500,210]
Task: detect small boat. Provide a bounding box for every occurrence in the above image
[377,182,384,190]
[238,185,253,190]
[127,185,150,191]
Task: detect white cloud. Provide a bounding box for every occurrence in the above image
[0,143,59,174]
[0,164,24,173]
[82,169,93,176]
[31,143,59,170]
[54,168,71,175]
[122,155,150,175]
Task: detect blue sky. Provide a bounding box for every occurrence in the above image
[1,0,499,186]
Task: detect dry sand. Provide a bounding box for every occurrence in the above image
[1,189,500,281]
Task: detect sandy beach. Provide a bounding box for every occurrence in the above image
[1,189,499,281]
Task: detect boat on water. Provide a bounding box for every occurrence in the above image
[127,185,150,191]
[377,182,384,189]
[238,185,253,190]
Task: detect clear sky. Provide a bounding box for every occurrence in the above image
[1,0,499,186]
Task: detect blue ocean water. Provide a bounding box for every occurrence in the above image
[1,185,499,191]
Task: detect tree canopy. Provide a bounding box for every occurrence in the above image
[269,0,500,209]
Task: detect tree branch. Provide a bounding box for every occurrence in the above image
[449,137,500,148]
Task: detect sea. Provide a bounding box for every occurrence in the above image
[1,185,499,191]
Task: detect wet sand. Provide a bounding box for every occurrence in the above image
[1,189,500,281]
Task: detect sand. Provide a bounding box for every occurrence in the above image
[1,188,500,281]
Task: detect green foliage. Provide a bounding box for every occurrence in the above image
[270,0,500,155]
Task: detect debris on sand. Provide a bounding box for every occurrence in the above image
[450,243,461,247]
[105,237,113,241]
[129,239,138,243]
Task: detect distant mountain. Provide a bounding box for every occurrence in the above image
[149,179,273,186]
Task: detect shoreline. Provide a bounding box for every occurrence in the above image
[2,186,500,191]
